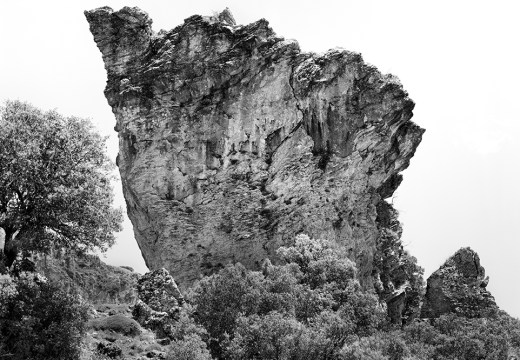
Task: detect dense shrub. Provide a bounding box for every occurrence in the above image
[227,311,327,360]
[165,234,520,360]
[0,271,89,360]
[189,234,385,359]
[166,334,212,360]
[167,305,208,341]
[403,313,520,359]
[89,314,142,336]
[340,312,520,360]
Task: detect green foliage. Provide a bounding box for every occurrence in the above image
[0,272,89,360]
[189,234,385,359]
[167,305,208,341]
[227,311,328,360]
[138,234,520,360]
[188,263,278,356]
[340,312,520,360]
[341,331,410,360]
[404,313,519,359]
[0,100,122,265]
[166,334,212,360]
[88,314,142,336]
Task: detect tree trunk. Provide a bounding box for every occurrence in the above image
[3,230,19,268]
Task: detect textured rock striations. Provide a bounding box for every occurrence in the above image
[421,247,497,318]
[85,7,424,290]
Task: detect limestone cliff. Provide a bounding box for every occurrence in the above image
[85,7,424,289]
[421,247,497,318]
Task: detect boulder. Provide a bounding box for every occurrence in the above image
[133,268,183,338]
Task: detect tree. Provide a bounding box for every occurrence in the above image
[0,271,89,360]
[166,334,213,360]
[190,235,386,358]
[0,100,122,266]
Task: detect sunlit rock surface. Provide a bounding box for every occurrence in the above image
[85,7,424,288]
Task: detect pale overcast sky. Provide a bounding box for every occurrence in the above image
[1,0,519,317]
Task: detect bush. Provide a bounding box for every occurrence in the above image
[0,272,89,360]
[189,234,386,358]
[404,313,516,359]
[166,334,212,360]
[89,314,142,336]
[227,311,328,360]
[96,342,123,359]
[167,234,520,360]
[340,312,520,360]
[189,263,274,356]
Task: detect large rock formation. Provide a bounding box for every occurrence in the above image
[421,247,498,318]
[85,7,424,288]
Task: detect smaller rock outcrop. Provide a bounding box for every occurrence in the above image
[421,247,497,318]
[132,268,184,338]
[136,268,184,309]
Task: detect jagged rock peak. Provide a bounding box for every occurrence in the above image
[421,247,497,318]
[85,7,424,289]
[209,8,236,26]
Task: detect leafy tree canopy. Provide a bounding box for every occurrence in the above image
[0,100,122,266]
[0,271,89,360]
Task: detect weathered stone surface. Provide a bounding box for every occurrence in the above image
[132,268,183,338]
[421,247,498,318]
[136,268,184,311]
[85,7,424,288]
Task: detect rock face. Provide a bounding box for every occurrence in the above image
[85,7,424,288]
[132,268,184,337]
[421,247,497,318]
[136,268,184,310]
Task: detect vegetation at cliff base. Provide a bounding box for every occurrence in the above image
[0,271,89,360]
[158,235,520,360]
[0,100,122,360]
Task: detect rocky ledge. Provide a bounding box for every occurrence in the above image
[85,7,424,289]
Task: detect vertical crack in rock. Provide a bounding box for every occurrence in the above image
[85,6,425,308]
